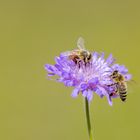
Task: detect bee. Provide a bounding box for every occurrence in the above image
[110,70,127,102]
[61,37,92,65]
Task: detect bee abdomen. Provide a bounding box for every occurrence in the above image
[119,91,127,102]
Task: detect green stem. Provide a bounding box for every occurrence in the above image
[85,97,94,140]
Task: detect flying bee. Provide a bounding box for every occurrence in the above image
[110,70,127,102]
[61,37,92,65]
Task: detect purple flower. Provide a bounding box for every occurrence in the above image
[45,51,131,106]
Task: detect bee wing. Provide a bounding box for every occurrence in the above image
[128,79,138,86]
[77,37,85,50]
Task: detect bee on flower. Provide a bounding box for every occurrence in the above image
[61,37,92,66]
[107,65,132,102]
[45,37,132,106]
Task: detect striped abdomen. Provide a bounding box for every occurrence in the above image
[118,82,127,102]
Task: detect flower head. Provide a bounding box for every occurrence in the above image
[45,46,132,106]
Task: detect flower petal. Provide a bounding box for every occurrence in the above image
[71,88,79,98]
[48,73,55,76]
[92,52,99,63]
[81,84,88,91]
[96,86,108,96]
[87,90,93,101]
[118,65,128,74]
[64,80,73,86]
[82,90,88,97]
[106,54,115,65]
[107,95,113,106]
[125,74,132,81]
[44,64,57,73]
[88,77,99,85]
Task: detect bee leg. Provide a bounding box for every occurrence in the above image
[110,92,115,96]
[107,83,116,87]
[76,59,81,68]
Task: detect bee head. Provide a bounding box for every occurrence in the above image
[110,70,119,80]
[85,52,92,63]
[87,53,92,60]
[113,70,118,75]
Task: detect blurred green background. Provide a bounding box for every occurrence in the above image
[0,0,140,140]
